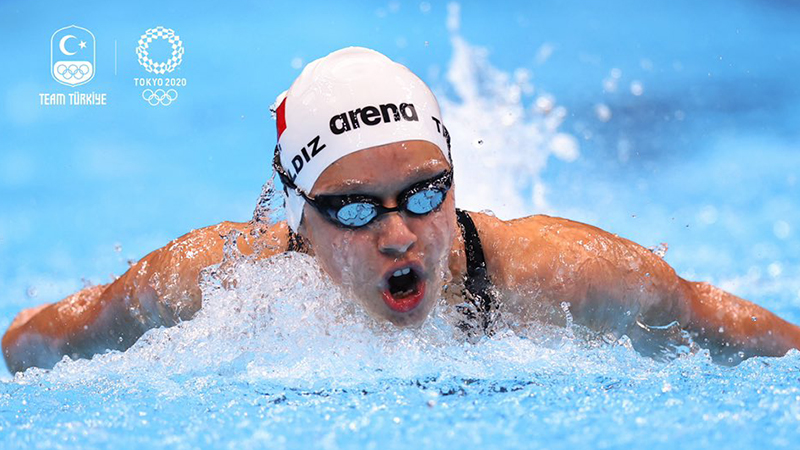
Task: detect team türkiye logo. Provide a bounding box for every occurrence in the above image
[51,25,95,86]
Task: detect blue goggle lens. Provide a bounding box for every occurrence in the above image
[406,189,445,215]
[336,203,379,227]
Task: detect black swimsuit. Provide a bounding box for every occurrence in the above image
[285,208,496,334]
[455,209,495,335]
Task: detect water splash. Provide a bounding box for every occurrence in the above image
[441,4,579,219]
[6,249,800,448]
[252,173,285,226]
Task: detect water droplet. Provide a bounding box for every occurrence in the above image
[550,133,579,162]
[648,243,669,258]
[774,221,791,240]
[114,243,122,253]
[535,95,555,113]
[536,43,555,64]
[768,262,782,278]
[561,302,574,338]
[419,1,431,13]
[26,286,38,299]
[594,103,612,122]
[602,78,617,93]
[751,316,757,322]
[630,81,644,96]
[718,327,725,333]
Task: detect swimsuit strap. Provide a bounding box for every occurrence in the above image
[455,208,495,333]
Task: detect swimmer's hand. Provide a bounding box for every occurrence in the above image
[2,221,290,374]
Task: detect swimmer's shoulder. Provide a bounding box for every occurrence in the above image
[226,220,293,259]
[169,220,292,263]
[472,211,622,250]
[466,211,614,290]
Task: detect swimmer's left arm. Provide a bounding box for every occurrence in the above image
[561,225,800,362]
[682,281,800,362]
[480,213,800,363]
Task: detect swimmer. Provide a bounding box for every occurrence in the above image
[4,47,800,374]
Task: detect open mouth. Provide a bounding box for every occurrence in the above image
[381,266,426,313]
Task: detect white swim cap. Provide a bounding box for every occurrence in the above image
[273,47,451,232]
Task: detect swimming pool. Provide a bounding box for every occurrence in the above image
[2,0,800,448]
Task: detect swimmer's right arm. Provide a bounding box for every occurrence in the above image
[2,221,290,374]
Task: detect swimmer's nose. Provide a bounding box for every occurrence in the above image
[377,213,417,256]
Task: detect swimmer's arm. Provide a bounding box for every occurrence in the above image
[2,221,289,374]
[682,281,800,362]
[485,213,800,362]
[563,225,800,361]
[548,218,800,361]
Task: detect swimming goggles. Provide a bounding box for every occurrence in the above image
[273,146,453,228]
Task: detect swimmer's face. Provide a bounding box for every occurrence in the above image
[300,140,456,327]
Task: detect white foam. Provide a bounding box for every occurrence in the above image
[14,253,663,390]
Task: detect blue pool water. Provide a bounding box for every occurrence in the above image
[2,0,800,448]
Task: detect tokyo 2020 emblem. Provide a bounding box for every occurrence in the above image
[136,26,184,74]
[134,26,187,107]
[51,25,96,86]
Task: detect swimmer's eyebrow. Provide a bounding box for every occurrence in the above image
[318,166,446,197]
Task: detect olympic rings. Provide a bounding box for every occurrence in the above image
[136,26,184,74]
[55,62,90,80]
[142,89,178,106]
